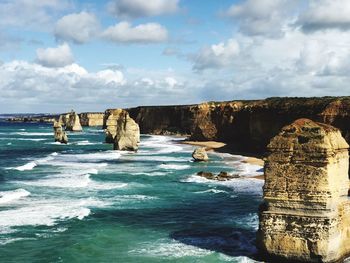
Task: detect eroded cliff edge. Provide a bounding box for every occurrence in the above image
[127,97,350,154]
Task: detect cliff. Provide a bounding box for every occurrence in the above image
[79,112,104,126]
[257,118,350,262]
[127,97,350,154]
[7,114,58,123]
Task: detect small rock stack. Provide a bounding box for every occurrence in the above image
[257,118,350,262]
[192,147,209,161]
[53,121,68,144]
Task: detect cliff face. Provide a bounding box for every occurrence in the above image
[127,97,350,154]
[79,112,104,126]
[257,119,350,262]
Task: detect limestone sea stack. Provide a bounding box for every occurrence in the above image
[257,118,350,263]
[192,147,209,161]
[60,111,82,132]
[103,109,140,151]
[53,121,68,144]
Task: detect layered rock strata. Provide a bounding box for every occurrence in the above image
[103,109,140,151]
[59,111,82,132]
[257,118,350,262]
[53,121,68,144]
[79,112,104,126]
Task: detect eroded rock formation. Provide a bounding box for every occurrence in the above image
[257,118,350,262]
[103,109,140,151]
[59,111,82,132]
[79,112,104,126]
[192,147,209,161]
[53,121,68,144]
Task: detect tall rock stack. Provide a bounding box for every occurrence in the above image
[257,118,350,262]
[53,121,68,144]
[104,109,140,151]
[60,111,83,132]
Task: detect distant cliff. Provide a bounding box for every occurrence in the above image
[6,97,350,154]
[127,97,350,154]
[79,112,104,126]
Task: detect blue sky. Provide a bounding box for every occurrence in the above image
[1,0,350,113]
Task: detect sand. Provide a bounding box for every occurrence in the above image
[181,140,265,180]
[181,141,226,150]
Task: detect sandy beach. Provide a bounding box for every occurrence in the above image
[181,140,226,150]
[182,140,265,180]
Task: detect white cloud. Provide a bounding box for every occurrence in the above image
[297,0,350,32]
[108,0,179,19]
[36,43,74,67]
[102,22,168,44]
[0,61,194,113]
[225,0,294,38]
[95,69,125,84]
[192,39,240,71]
[55,12,100,44]
[0,0,71,30]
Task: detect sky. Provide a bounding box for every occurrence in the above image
[1,0,350,113]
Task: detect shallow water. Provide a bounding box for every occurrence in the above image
[0,121,263,262]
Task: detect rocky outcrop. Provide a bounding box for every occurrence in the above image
[192,147,209,161]
[103,109,140,151]
[53,121,68,144]
[257,119,350,262]
[59,111,82,132]
[79,112,104,126]
[197,171,239,181]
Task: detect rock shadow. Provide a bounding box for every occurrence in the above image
[170,226,258,259]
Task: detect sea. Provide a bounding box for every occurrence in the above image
[0,119,264,263]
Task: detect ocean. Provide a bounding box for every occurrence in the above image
[0,120,263,263]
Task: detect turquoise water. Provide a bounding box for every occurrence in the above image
[0,121,263,263]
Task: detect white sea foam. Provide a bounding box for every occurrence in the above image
[132,171,167,176]
[11,132,53,136]
[0,237,36,245]
[46,142,68,145]
[7,142,12,145]
[194,189,228,194]
[17,138,47,141]
[11,152,58,171]
[0,189,30,204]
[140,135,185,154]
[62,151,121,161]
[158,164,190,170]
[129,238,211,258]
[14,162,37,171]
[75,140,101,146]
[0,198,104,230]
[182,175,263,194]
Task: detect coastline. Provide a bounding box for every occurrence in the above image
[181,140,264,180]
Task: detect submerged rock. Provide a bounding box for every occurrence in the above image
[103,109,140,151]
[257,118,350,263]
[53,121,68,144]
[192,147,209,161]
[197,171,215,180]
[197,171,239,181]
